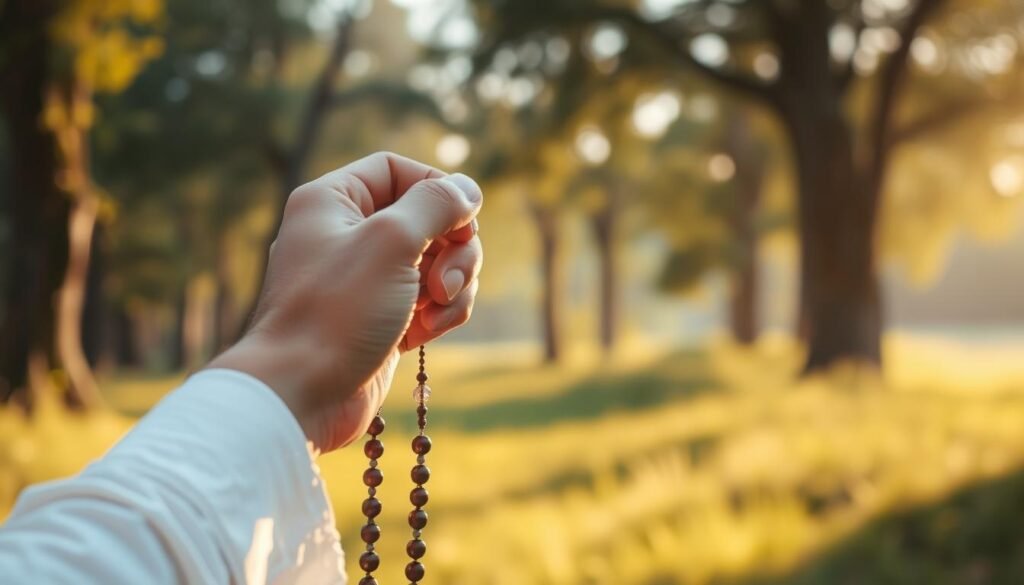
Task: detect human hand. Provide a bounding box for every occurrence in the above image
[209,152,483,453]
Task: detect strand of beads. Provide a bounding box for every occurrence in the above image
[359,413,386,585]
[406,346,432,584]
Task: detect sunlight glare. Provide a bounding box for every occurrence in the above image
[990,156,1024,198]
[590,24,628,61]
[690,34,728,68]
[436,134,471,168]
[708,154,736,182]
[753,53,780,80]
[575,127,612,166]
[632,91,682,139]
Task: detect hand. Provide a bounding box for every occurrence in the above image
[209,152,483,453]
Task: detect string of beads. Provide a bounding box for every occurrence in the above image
[358,412,386,585]
[407,345,432,583]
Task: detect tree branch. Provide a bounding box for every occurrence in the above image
[330,80,446,125]
[891,85,1024,146]
[864,0,947,194]
[594,6,782,109]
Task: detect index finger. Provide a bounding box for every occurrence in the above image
[308,151,446,216]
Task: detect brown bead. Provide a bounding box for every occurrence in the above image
[407,538,427,559]
[416,371,428,383]
[363,468,383,487]
[364,439,384,459]
[367,415,385,436]
[405,561,426,581]
[416,404,428,416]
[358,577,378,585]
[411,435,432,455]
[359,551,380,572]
[408,509,428,529]
[361,497,382,518]
[410,486,429,507]
[360,523,381,544]
[411,464,430,484]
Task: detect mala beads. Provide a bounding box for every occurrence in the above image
[407,346,431,583]
[358,412,385,584]
[358,345,433,584]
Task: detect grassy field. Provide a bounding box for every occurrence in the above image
[3,334,1024,584]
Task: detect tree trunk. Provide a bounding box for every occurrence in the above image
[531,205,563,363]
[791,114,882,373]
[589,188,620,354]
[111,304,141,368]
[57,189,102,408]
[0,2,69,407]
[725,112,763,345]
[235,17,354,340]
[52,80,103,409]
[212,232,237,353]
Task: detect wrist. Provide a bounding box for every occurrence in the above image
[207,330,334,448]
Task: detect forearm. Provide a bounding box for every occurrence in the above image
[0,370,346,584]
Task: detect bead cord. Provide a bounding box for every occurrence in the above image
[407,345,431,584]
[359,412,386,584]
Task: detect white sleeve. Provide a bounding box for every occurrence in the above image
[0,369,347,585]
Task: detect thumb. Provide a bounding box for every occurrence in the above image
[371,173,482,253]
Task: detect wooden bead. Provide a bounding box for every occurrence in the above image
[405,561,426,581]
[410,486,429,507]
[408,509,428,529]
[407,538,427,559]
[359,551,380,572]
[367,415,385,436]
[361,497,382,518]
[416,371,428,383]
[364,439,384,459]
[411,435,432,455]
[363,468,383,487]
[411,464,430,484]
[358,577,378,585]
[360,523,381,544]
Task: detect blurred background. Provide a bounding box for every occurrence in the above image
[3,0,1024,583]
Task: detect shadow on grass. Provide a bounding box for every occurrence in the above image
[728,468,1024,585]
[391,351,717,433]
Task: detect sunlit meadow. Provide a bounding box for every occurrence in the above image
[4,334,1024,584]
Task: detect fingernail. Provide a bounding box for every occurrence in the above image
[426,307,456,331]
[442,269,465,301]
[471,218,479,234]
[444,173,482,204]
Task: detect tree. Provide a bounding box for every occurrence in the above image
[469,0,1024,372]
[0,0,162,406]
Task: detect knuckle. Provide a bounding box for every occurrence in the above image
[283,184,319,217]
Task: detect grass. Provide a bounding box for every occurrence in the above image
[3,333,1024,584]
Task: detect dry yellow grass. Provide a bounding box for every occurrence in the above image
[3,333,1024,584]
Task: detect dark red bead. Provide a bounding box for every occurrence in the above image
[367,415,385,436]
[411,435,432,455]
[416,372,428,383]
[360,523,380,544]
[408,509,428,529]
[405,561,425,581]
[359,551,380,572]
[416,404,428,416]
[410,486,429,507]
[364,439,384,459]
[411,464,430,484]
[358,577,378,585]
[362,497,382,518]
[363,468,383,487]
[407,538,427,559]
